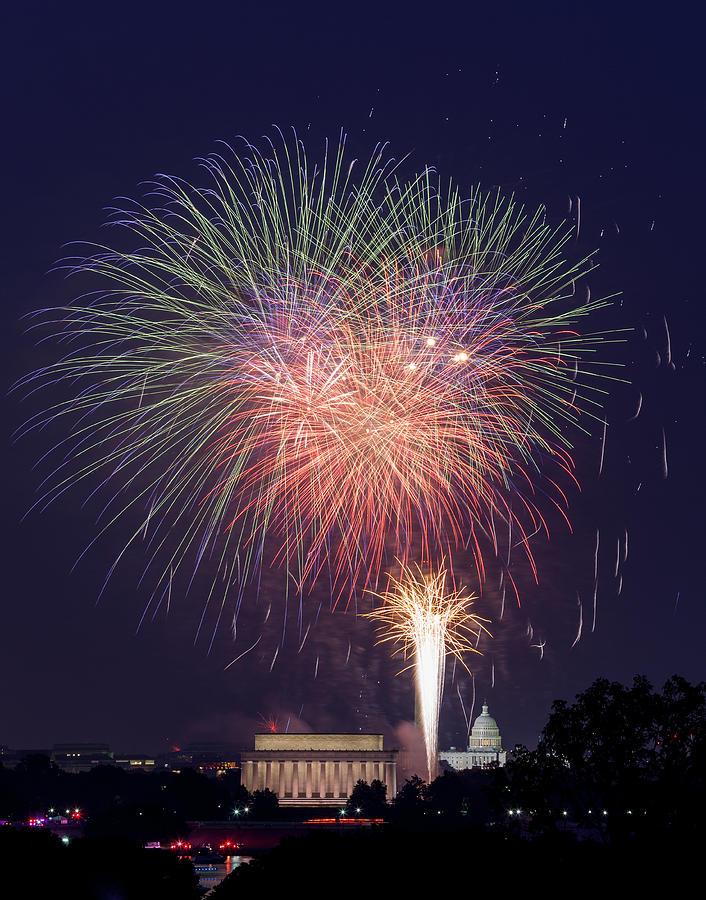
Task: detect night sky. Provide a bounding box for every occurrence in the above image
[3,1,703,761]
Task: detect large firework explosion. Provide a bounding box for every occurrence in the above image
[368,564,489,783]
[20,131,608,636]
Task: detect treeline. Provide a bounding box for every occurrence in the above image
[0,759,253,840]
[498,674,706,840]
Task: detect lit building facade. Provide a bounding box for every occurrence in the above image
[439,703,507,770]
[51,743,114,773]
[241,733,397,807]
[157,742,239,776]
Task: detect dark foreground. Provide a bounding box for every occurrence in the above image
[211,826,700,894]
[0,827,199,899]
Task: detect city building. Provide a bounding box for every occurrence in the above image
[0,745,51,769]
[241,733,398,807]
[113,754,157,772]
[51,743,114,773]
[439,702,507,770]
[156,742,240,776]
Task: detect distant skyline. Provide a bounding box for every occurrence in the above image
[3,1,703,755]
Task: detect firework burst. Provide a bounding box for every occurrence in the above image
[19,131,609,636]
[368,564,490,782]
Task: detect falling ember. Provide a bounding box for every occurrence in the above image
[298,624,311,654]
[571,592,583,648]
[367,564,489,784]
[627,392,642,422]
[456,682,469,733]
[663,316,671,365]
[531,639,546,660]
[598,418,607,476]
[223,635,261,670]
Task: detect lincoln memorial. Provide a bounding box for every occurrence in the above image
[241,733,398,807]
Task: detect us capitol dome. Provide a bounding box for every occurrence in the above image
[439,702,507,770]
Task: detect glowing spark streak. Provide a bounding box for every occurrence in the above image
[224,635,261,669]
[142,498,155,540]
[615,540,620,578]
[663,316,671,364]
[491,660,495,688]
[627,392,642,421]
[598,419,607,476]
[623,528,628,563]
[138,374,147,409]
[592,529,600,633]
[456,682,470,733]
[571,593,583,648]
[468,676,476,743]
[531,640,545,660]
[270,646,279,671]
[346,641,351,665]
[298,624,311,654]
[661,427,668,478]
[314,655,319,679]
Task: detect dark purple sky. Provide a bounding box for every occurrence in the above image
[2,0,703,758]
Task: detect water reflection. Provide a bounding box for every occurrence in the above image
[195,854,253,891]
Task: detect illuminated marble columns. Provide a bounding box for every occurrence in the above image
[241,734,398,807]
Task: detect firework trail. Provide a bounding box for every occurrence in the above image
[367,564,489,783]
[257,713,280,733]
[19,130,609,637]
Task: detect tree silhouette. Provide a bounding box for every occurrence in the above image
[393,774,428,818]
[499,675,706,841]
[250,788,279,819]
[345,779,388,817]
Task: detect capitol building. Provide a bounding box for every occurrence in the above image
[439,702,507,770]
